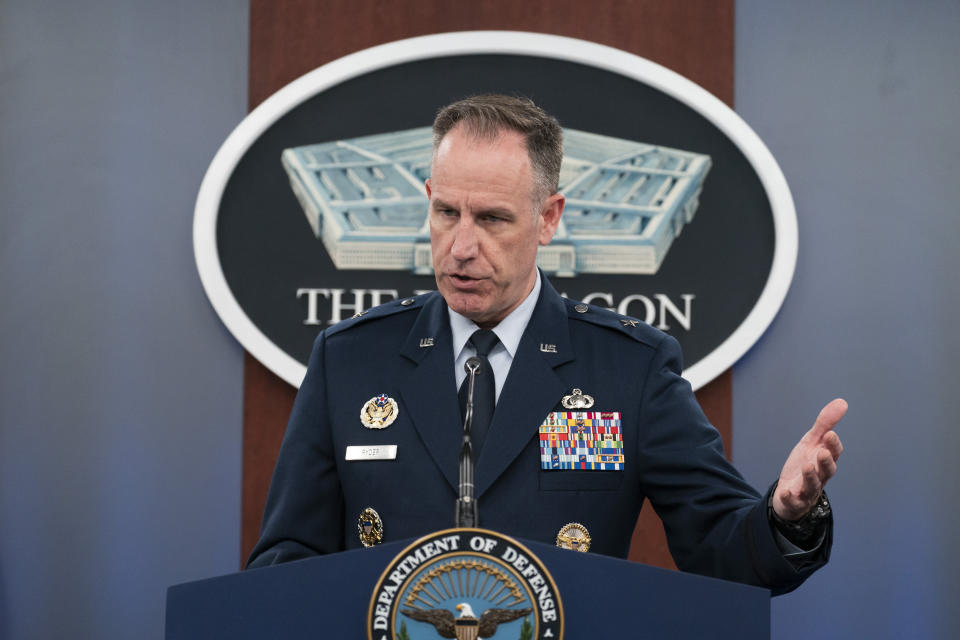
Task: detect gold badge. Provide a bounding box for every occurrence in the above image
[358,507,384,547]
[360,394,398,429]
[561,388,595,409]
[556,522,591,552]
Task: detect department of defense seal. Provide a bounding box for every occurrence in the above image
[368,528,564,640]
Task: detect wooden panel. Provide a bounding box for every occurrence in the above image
[241,352,297,562]
[242,0,735,568]
[249,0,733,110]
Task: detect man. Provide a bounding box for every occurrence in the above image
[248,95,845,594]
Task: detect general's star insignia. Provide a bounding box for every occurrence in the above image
[360,394,399,429]
[620,318,639,327]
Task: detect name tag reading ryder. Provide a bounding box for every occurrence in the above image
[345,445,397,461]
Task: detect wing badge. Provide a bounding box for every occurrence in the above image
[561,388,594,409]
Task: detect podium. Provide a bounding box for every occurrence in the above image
[166,536,769,638]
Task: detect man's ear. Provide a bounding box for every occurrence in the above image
[425,178,432,198]
[537,193,565,246]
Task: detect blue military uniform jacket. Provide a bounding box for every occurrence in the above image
[248,277,829,594]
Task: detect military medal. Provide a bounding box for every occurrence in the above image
[358,507,384,547]
[556,522,591,552]
[539,410,624,470]
[360,394,398,429]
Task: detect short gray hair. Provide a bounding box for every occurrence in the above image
[432,94,563,202]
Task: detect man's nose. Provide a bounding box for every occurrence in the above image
[450,216,479,260]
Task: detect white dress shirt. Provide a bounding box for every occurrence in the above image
[448,270,542,403]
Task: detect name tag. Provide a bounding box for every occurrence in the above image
[345,445,398,461]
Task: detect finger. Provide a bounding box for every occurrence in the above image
[799,463,824,503]
[816,447,838,483]
[822,430,844,460]
[810,398,848,440]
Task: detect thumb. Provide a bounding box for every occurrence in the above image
[810,398,848,439]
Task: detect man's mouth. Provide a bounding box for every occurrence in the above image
[449,273,485,287]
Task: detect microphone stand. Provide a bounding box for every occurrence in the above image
[455,357,481,528]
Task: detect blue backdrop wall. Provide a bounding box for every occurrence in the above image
[734,2,960,638]
[1,1,957,638]
[0,2,248,638]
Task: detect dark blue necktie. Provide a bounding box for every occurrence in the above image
[459,329,499,455]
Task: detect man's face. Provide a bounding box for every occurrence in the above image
[426,125,563,328]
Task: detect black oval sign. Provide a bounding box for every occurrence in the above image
[194,32,797,390]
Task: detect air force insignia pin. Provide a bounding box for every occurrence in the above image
[361,394,398,429]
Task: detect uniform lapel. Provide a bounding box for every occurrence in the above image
[475,279,573,499]
[397,293,462,493]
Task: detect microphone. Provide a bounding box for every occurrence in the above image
[456,357,481,527]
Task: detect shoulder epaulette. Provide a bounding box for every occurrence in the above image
[326,293,427,337]
[563,297,663,348]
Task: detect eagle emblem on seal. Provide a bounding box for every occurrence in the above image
[402,602,532,640]
[360,394,398,429]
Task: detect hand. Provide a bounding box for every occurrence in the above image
[773,398,847,521]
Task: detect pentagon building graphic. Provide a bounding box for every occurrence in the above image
[281,127,711,276]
